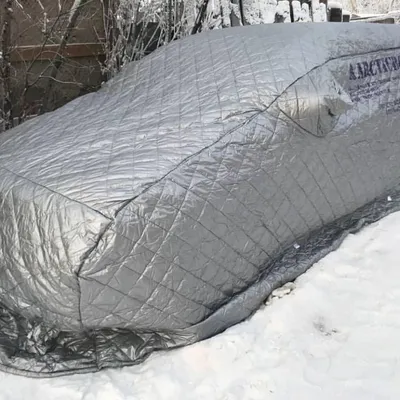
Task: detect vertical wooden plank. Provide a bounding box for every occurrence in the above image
[311,0,327,22]
[292,0,302,22]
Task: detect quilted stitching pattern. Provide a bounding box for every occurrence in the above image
[1,22,400,375]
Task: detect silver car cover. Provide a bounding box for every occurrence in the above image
[1,22,400,376]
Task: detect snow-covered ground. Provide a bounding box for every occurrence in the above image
[1,212,400,399]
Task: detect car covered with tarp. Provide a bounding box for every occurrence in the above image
[1,22,400,376]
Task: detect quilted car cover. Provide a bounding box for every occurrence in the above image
[1,22,400,376]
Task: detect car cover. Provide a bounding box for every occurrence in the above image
[1,22,400,377]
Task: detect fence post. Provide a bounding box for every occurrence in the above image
[343,10,351,22]
[291,1,302,22]
[328,2,343,22]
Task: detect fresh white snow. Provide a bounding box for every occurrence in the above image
[340,0,400,14]
[1,211,400,399]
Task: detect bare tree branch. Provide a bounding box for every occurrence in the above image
[40,0,89,114]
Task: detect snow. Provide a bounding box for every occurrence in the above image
[2,211,400,399]
[292,1,313,23]
[312,1,327,22]
[328,1,343,8]
[242,0,278,24]
[340,0,400,13]
[275,0,291,23]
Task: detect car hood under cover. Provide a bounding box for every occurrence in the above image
[1,22,400,376]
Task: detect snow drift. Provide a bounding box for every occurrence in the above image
[1,22,400,377]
